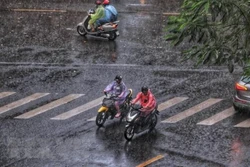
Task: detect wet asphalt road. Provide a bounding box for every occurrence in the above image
[1,0,250,167]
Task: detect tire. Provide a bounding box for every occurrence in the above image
[108,31,117,41]
[124,125,135,141]
[96,112,107,127]
[233,104,243,113]
[77,25,87,36]
[149,114,157,132]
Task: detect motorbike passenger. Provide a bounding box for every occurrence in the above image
[104,75,129,118]
[131,86,157,117]
[96,0,118,29]
[88,0,105,32]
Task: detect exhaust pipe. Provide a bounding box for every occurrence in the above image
[100,34,110,38]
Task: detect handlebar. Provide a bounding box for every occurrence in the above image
[130,104,143,110]
[103,92,118,99]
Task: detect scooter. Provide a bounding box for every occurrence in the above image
[124,104,159,141]
[96,89,133,127]
[77,9,119,41]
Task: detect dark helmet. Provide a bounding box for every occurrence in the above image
[103,0,110,5]
[114,75,122,82]
[95,0,102,5]
[141,86,148,93]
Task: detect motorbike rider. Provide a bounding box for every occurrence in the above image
[130,86,157,117]
[104,75,129,118]
[96,0,118,29]
[88,0,105,32]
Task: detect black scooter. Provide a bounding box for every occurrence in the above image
[124,104,159,141]
[77,9,119,41]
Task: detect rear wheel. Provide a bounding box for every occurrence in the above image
[108,31,117,41]
[149,114,157,132]
[77,25,87,36]
[124,125,135,141]
[96,112,107,127]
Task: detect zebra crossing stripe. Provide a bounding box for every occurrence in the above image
[158,97,188,111]
[161,98,223,123]
[197,107,236,125]
[0,93,50,115]
[87,97,189,122]
[15,94,84,119]
[87,116,96,121]
[50,96,104,120]
[234,119,250,128]
[0,92,16,99]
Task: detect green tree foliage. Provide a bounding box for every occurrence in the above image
[165,0,250,75]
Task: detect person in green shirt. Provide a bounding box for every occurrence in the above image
[88,0,105,32]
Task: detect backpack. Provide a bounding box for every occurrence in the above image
[106,5,118,22]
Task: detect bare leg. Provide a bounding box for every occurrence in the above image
[90,24,95,32]
[115,101,121,118]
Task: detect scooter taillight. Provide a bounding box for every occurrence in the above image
[112,24,118,29]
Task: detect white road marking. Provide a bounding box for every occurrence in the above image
[87,97,188,122]
[0,93,50,115]
[163,12,180,16]
[0,92,16,99]
[197,107,236,125]
[158,97,188,111]
[234,119,250,128]
[162,98,223,123]
[51,96,104,120]
[12,9,67,12]
[0,92,244,128]
[15,94,84,119]
[87,116,96,121]
[66,28,74,31]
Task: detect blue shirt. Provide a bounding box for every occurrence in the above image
[106,5,117,16]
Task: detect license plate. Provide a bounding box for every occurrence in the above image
[116,31,119,36]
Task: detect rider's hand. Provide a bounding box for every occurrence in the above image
[104,91,107,96]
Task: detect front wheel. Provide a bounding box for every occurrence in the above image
[96,112,107,127]
[124,125,135,141]
[108,31,117,41]
[77,25,87,36]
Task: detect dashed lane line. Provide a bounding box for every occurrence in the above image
[0,93,50,115]
[15,94,84,119]
[162,98,223,123]
[197,107,236,125]
[51,96,103,120]
[0,92,16,99]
